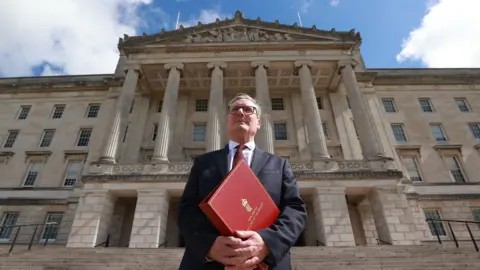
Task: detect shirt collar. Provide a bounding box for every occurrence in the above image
[228,140,256,152]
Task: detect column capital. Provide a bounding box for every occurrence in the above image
[123,64,143,77]
[251,61,270,70]
[338,59,358,71]
[207,61,227,70]
[164,62,184,71]
[294,60,314,69]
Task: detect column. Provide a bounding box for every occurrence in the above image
[206,61,226,152]
[66,191,116,248]
[368,187,421,245]
[313,187,355,246]
[129,189,170,248]
[251,61,274,154]
[98,66,140,164]
[151,63,184,163]
[294,61,330,159]
[339,61,383,159]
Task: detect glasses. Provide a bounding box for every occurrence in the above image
[228,106,256,115]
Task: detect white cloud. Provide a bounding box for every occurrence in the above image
[298,0,313,13]
[330,0,340,7]
[396,0,480,67]
[0,0,154,78]
[178,9,230,28]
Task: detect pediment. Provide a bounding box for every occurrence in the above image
[118,11,361,50]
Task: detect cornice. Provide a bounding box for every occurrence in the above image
[0,74,123,93]
[357,69,480,86]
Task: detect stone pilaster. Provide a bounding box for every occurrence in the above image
[129,189,170,248]
[339,61,383,159]
[294,61,330,159]
[98,66,140,164]
[368,187,421,245]
[151,63,183,163]
[66,191,116,248]
[251,61,275,154]
[206,62,226,152]
[313,187,355,246]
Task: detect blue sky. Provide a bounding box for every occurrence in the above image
[0,0,478,78]
[135,0,428,69]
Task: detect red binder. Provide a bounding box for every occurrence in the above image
[199,159,280,270]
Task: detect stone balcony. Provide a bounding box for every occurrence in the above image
[82,158,403,182]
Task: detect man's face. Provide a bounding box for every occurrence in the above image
[226,98,261,137]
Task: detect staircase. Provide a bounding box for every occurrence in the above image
[0,244,479,270]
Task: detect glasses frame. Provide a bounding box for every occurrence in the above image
[228,105,257,115]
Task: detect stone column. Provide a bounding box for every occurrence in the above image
[294,61,330,159]
[66,191,116,248]
[339,61,383,159]
[313,187,355,246]
[368,187,421,245]
[251,61,275,154]
[151,63,184,163]
[98,66,140,164]
[206,62,226,152]
[129,189,170,248]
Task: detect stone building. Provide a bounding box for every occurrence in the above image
[0,12,479,250]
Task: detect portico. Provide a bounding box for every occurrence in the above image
[65,12,426,250]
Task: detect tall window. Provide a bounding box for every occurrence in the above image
[193,124,206,142]
[23,161,43,186]
[430,124,447,142]
[0,212,19,240]
[455,98,470,112]
[402,156,422,182]
[51,104,65,119]
[419,98,434,112]
[444,156,466,183]
[86,104,100,118]
[468,123,480,140]
[424,210,446,236]
[274,123,287,140]
[76,129,92,147]
[40,212,63,242]
[391,124,407,142]
[382,98,396,113]
[3,130,19,148]
[39,129,55,147]
[63,161,83,187]
[17,105,31,119]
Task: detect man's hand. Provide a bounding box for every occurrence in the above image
[206,236,249,266]
[223,230,270,270]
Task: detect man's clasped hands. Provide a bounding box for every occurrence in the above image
[207,230,269,270]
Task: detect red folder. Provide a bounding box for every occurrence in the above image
[199,159,280,270]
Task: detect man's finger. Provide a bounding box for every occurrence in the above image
[221,254,249,266]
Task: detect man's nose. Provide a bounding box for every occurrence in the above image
[235,108,245,116]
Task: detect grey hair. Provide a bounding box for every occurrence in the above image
[227,93,262,117]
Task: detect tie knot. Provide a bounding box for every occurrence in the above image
[236,144,248,151]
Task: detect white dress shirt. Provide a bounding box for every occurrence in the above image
[227,140,256,171]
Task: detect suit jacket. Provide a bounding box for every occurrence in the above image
[177,145,307,270]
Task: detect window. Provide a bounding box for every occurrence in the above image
[401,156,422,182]
[316,97,323,110]
[23,161,43,186]
[17,105,31,120]
[274,123,287,140]
[430,124,447,142]
[391,124,407,142]
[40,212,63,242]
[0,212,19,240]
[152,124,158,141]
[444,156,466,183]
[424,209,446,236]
[419,98,434,112]
[455,98,470,112]
[64,161,83,187]
[39,129,55,147]
[3,130,19,148]
[468,123,480,140]
[382,98,396,113]
[271,98,284,110]
[157,100,163,112]
[51,105,65,119]
[322,122,329,139]
[193,124,206,142]
[86,104,100,118]
[76,129,92,147]
[195,99,208,112]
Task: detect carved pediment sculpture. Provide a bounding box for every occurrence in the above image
[184,27,294,43]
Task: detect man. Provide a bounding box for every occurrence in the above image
[178,93,307,270]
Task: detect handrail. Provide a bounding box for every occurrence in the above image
[376,238,392,245]
[94,234,110,248]
[158,241,167,248]
[315,239,324,246]
[0,222,59,254]
[426,218,479,252]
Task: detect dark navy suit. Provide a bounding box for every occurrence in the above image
[177,145,307,270]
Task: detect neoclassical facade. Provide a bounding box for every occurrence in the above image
[0,12,479,250]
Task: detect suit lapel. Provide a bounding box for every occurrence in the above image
[251,147,269,178]
[215,145,229,179]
